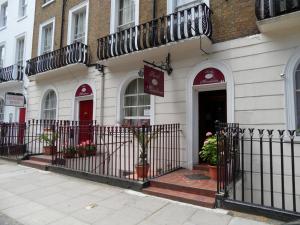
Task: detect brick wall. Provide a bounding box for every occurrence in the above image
[210,0,259,43]
[31,0,109,64]
[139,0,167,23]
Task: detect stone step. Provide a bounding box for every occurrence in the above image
[150,180,216,197]
[143,186,215,208]
[29,155,53,164]
[193,164,210,171]
[20,160,49,171]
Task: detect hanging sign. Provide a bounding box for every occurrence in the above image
[75,84,93,97]
[193,68,225,86]
[5,92,25,107]
[144,65,164,97]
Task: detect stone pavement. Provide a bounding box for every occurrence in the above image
[0,159,282,225]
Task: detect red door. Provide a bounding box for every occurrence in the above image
[18,108,26,144]
[79,100,93,143]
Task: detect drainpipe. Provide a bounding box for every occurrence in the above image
[99,72,105,125]
[60,0,67,48]
[152,0,156,19]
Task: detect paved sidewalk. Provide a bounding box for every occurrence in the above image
[0,159,281,225]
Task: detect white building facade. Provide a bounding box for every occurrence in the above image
[0,0,35,123]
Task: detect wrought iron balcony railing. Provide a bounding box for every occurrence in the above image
[256,0,300,20]
[97,3,212,60]
[0,64,24,83]
[25,42,89,77]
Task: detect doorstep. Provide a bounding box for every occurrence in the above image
[143,166,217,208]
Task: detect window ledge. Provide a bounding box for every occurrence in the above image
[42,0,55,8]
[0,26,7,31]
[17,15,27,22]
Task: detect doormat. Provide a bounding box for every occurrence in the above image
[185,174,210,180]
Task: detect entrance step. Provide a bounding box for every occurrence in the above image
[143,186,215,208]
[143,168,217,208]
[193,163,210,171]
[20,160,49,171]
[29,155,53,164]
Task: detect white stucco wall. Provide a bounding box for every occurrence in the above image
[0,0,36,122]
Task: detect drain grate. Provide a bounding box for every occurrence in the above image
[185,174,210,180]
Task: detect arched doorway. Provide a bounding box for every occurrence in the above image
[186,62,234,168]
[194,68,226,162]
[75,84,94,143]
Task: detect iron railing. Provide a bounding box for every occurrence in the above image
[52,123,181,182]
[0,64,24,83]
[25,42,89,76]
[256,0,300,20]
[97,3,212,60]
[217,124,300,215]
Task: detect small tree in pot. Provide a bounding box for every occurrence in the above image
[199,132,218,180]
[40,130,58,155]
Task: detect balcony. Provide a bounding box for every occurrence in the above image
[0,64,23,84]
[255,0,300,32]
[25,42,89,79]
[97,3,212,62]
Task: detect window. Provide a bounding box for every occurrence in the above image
[19,0,27,18]
[118,0,135,30]
[42,90,57,120]
[16,37,25,66]
[274,0,299,15]
[0,2,8,28]
[176,0,204,10]
[123,78,150,126]
[71,7,86,43]
[0,98,4,122]
[295,63,300,131]
[0,45,4,68]
[40,20,54,55]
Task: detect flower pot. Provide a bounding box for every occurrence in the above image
[135,163,150,179]
[208,165,218,180]
[63,152,76,159]
[78,149,86,157]
[43,146,57,155]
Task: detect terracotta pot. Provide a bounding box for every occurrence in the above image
[63,152,76,159]
[208,165,218,180]
[43,146,57,155]
[135,163,150,178]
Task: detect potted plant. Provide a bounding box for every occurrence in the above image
[131,127,159,179]
[62,146,77,159]
[200,132,218,180]
[77,140,97,157]
[40,130,58,155]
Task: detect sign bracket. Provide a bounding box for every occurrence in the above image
[143,53,173,75]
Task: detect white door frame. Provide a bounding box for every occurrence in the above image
[186,60,234,169]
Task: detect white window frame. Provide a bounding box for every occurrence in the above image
[0,1,8,29]
[0,98,4,122]
[110,0,139,34]
[42,0,55,8]
[67,1,89,45]
[295,63,300,132]
[18,0,27,19]
[0,43,5,68]
[167,0,209,13]
[15,35,25,67]
[38,17,55,55]
[123,78,151,124]
[41,89,58,120]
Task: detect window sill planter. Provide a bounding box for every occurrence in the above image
[135,163,150,179]
[43,146,57,155]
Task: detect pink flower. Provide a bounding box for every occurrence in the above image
[86,140,90,145]
[82,141,86,147]
[204,140,209,145]
[206,132,213,137]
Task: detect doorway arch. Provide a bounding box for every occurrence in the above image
[186,60,234,169]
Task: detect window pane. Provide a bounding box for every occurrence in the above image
[296,71,300,90]
[138,107,150,117]
[138,95,150,106]
[124,96,137,106]
[125,79,137,94]
[137,78,144,93]
[125,107,137,117]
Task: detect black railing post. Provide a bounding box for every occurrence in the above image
[267,129,274,208]
[288,130,296,212]
[258,129,264,206]
[249,128,254,203]
[240,128,245,202]
[278,129,285,210]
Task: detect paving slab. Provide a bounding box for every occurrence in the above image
[0,159,282,225]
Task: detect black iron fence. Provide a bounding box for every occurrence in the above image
[217,123,300,216]
[256,0,300,20]
[0,121,180,182]
[97,3,212,60]
[52,123,180,182]
[0,64,24,83]
[25,42,89,76]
